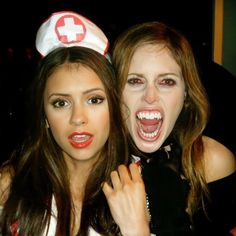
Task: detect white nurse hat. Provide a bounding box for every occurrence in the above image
[35,11,109,57]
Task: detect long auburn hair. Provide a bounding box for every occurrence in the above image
[0,46,130,235]
[112,21,210,217]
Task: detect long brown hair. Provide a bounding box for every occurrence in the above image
[0,46,130,235]
[112,22,210,217]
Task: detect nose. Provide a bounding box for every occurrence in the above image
[143,85,159,104]
[70,103,87,126]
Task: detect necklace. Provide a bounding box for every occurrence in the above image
[146,193,152,222]
[131,155,152,222]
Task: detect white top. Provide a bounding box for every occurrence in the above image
[0,197,155,236]
[0,199,100,236]
[45,196,101,236]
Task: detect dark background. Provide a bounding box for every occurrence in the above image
[0,0,235,163]
[0,0,213,49]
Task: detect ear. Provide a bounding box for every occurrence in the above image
[45,119,50,128]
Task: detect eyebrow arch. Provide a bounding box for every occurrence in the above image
[128,72,181,78]
[128,73,145,78]
[158,72,180,77]
[48,88,105,98]
[83,87,105,94]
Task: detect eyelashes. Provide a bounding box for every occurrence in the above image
[50,95,106,109]
[127,77,177,88]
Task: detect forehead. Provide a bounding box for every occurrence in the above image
[46,63,104,90]
[130,44,181,73]
[132,44,170,60]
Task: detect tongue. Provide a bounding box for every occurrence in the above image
[140,118,159,125]
[139,119,161,133]
[140,124,159,133]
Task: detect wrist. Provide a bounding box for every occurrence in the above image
[120,225,150,236]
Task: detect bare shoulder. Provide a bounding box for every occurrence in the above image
[202,136,236,183]
[0,164,13,205]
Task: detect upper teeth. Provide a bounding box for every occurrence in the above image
[137,112,162,120]
[72,135,88,142]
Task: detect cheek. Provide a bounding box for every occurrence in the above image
[123,87,137,105]
[165,93,185,123]
[173,97,184,111]
[96,110,110,137]
[164,89,185,108]
[46,113,66,136]
[122,91,138,116]
[174,92,185,111]
[121,96,134,128]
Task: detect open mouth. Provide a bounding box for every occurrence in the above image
[68,133,93,148]
[136,111,163,141]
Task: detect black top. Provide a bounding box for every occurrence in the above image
[193,171,236,236]
[136,139,236,236]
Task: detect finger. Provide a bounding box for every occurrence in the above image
[110,170,122,190]
[117,164,132,184]
[102,182,114,198]
[129,163,143,181]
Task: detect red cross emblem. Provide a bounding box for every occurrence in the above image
[55,14,86,44]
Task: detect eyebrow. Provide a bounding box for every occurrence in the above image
[127,73,145,78]
[48,87,105,98]
[128,72,179,76]
[83,87,105,94]
[158,72,180,77]
[128,72,181,78]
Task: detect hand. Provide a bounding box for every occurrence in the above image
[102,163,150,236]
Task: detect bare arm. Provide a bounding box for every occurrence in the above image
[102,163,150,236]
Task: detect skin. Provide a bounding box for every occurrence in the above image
[123,44,185,153]
[103,163,150,236]
[202,136,236,182]
[44,64,110,167]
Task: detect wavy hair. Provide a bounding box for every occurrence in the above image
[112,22,210,217]
[0,46,130,235]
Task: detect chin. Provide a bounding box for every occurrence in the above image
[136,141,161,153]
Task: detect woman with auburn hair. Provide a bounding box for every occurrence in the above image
[112,21,236,236]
